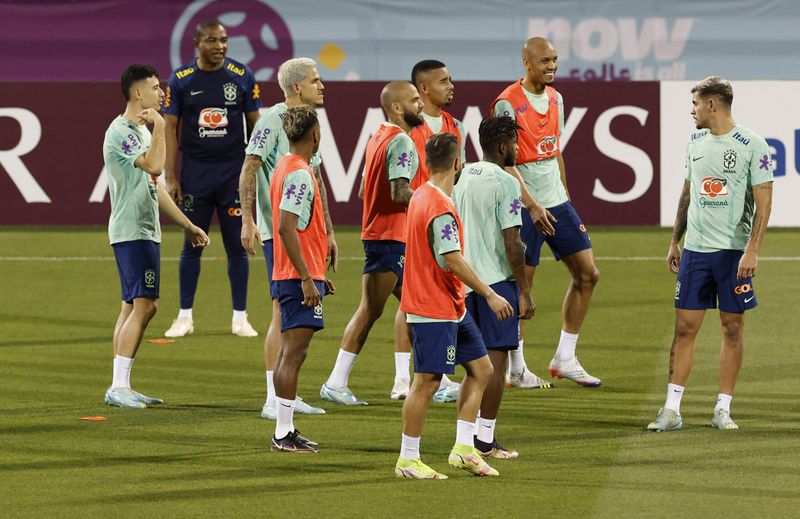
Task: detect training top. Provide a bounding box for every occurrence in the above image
[492,81,567,209]
[163,57,261,162]
[453,161,523,291]
[409,111,465,189]
[683,125,774,253]
[104,115,160,244]
[401,182,465,320]
[270,154,327,281]
[361,123,418,242]
[245,102,321,241]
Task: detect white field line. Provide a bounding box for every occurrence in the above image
[1,256,799,262]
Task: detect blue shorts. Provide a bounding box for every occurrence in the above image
[362,240,405,286]
[675,249,757,313]
[112,240,160,303]
[180,156,243,210]
[409,311,487,375]
[520,201,592,266]
[274,279,327,332]
[262,239,276,299]
[465,280,520,350]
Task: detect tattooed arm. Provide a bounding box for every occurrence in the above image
[667,180,691,274]
[737,182,773,280]
[238,154,262,255]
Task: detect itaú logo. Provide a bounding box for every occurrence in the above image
[734,283,752,295]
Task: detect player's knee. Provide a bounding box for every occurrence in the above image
[674,319,698,340]
[364,304,384,322]
[574,266,599,289]
[135,298,158,319]
[180,243,204,258]
[721,319,744,343]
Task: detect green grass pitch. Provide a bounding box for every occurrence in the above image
[1,226,799,517]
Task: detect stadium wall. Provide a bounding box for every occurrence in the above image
[1,81,796,227]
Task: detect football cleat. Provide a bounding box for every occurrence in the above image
[104,388,146,409]
[711,409,739,430]
[548,357,602,387]
[164,317,193,338]
[647,408,683,432]
[130,390,163,406]
[270,430,318,453]
[319,383,368,406]
[474,438,519,459]
[260,396,325,420]
[390,378,410,400]
[448,444,499,476]
[506,369,554,389]
[432,385,459,403]
[231,317,258,337]
[395,458,448,479]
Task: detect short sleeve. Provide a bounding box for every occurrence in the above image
[684,142,692,181]
[278,169,315,218]
[557,92,565,136]
[109,124,146,167]
[386,133,417,182]
[162,75,182,116]
[455,118,467,164]
[749,137,774,186]
[431,213,461,256]
[493,99,515,120]
[243,69,262,112]
[495,177,523,230]
[246,113,280,160]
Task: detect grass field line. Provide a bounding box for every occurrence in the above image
[2,255,799,262]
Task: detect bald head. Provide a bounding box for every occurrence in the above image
[380,81,424,130]
[522,37,558,90]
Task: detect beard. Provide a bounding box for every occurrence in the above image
[403,110,424,128]
[504,153,517,168]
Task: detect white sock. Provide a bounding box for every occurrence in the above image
[664,383,685,414]
[111,355,134,390]
[474,410,480,432]
[554,330,579,361]
[178,308,193,320]
[477,417,496,444]
[274,397,295,439]
[394,352,411,381]
[326,349,358,389]
[232,310,247,321]
[455,419,475,447]
[265,371,275,405]
[509,340,527,375]
[400,434,421,460]
[715,393,732,413]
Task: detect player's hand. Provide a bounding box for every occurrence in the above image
[327,233,339,272]
[240,218,260,256]
[185,225,210,248]
[737,250,758,280]
[324,278,336,295]
[166,176,182,202]
[667,242,681,274]
[487,291,514,321]
[136,108,164,127]
[528,203,557,236]
[518,291,535,320]
[301,277,320,307]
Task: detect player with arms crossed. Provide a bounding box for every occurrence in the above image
[269,106,335,452]
[453,116,535,459]
[395,133,513,479]
[239,58,333,420]
[320,81,426,405]
[647,76,773,432]
[162,19,261,338]
[491,37,600,388]
[103,64,209,408]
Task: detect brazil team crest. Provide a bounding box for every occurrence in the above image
[723,149,737,171]
[446,344,456,364]
[223,82,237,103]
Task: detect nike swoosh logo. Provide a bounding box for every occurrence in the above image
[744,295,755,303]
[190,90,204,96]
[692,157,703,162]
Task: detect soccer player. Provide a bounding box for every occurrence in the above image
[162,19,261,338]
[239,58,333,420]
[491,37,601,387]
[320,81,426,405]
[104,64,209,408]
[647,76,773,432]
[395,133,513,479]
[269,106,335,453]
[453,116,535,459]
[409,59,466,189]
